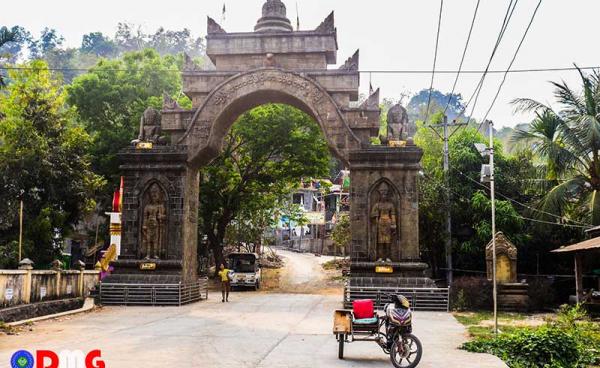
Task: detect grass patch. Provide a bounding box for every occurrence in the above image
[467,325,522,340]
[321,258,349,271]
[454,311,527,328]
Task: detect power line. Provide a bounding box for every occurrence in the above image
[358,66,600,74]
[456,0,520,124]
[424,171,590,229]
[454,168,591,227]
[516,215,590,229]
[443,0,481,116]
[424,0,444,124]
[1,65,598,74]
[479,0,543,126]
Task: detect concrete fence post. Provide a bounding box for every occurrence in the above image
[52,259,63,299]
[18,258,34,304]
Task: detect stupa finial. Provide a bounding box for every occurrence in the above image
[255,0,293,33]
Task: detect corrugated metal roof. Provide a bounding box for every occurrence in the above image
[552,237,600,253]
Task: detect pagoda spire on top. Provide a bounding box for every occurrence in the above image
[254,0,294,33]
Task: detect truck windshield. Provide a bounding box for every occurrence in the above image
[231,258,255,273]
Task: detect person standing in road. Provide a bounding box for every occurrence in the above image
[218,263,231,302]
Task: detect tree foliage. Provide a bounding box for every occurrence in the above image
[331,214,350,256]
[199,104,330,273]
[0,61,104,268]
[513,67,600,225]
[67,49,186,187]
[416,125,535,275]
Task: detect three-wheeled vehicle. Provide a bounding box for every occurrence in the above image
[227,253,261,290]
[333,294,422,368]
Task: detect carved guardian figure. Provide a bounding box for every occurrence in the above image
[370,183,397,262]
[142,183,167,259]
[382,103,414,144]
[132,107,167,146]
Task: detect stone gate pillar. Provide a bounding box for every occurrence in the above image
[106,145,198,284]
[348,144,433,287]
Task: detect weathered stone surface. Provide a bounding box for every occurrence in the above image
[486,232,519,284]
[0,298,84,323]
[114,1,437,292]
[349,146,423,263]
[181,69,362,167]
[118,145,197,284]
[254,0,293,33]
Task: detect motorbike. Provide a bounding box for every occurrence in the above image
[333,294,423,368]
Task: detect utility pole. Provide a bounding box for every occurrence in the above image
[19,199,24,262]
[429,115,467,286]
[476,120,498,335]
[489,120,498,336]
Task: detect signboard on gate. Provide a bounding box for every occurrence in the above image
[5,288,14,301]
[305,211,325,225]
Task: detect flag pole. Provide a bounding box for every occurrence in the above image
[19,199,23,262]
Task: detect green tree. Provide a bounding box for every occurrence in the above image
[331,214,350,256]
[81,32,117,57]
[0,26,31,63]
[67,49,185,187]
[0,60,104,268]
[28,28,64,59]
[416,125,532,275]
[199,104,330,274]
[513,68,600,225]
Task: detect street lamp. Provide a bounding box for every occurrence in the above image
[476,121,498,336]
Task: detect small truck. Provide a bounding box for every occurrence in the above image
[227,253,261,290]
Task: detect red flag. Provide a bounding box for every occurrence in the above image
[119,176,124,212]
[112,190,120,212]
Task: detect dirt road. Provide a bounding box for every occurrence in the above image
[273,247,342,294]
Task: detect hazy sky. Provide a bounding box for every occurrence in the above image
[2,0,599,128]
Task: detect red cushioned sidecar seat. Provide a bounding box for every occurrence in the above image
[352,299,374,319]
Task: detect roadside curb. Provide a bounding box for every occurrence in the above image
[7,298,96,327]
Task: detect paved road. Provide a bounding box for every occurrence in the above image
[1,251,506,367]
[0,293,506,368]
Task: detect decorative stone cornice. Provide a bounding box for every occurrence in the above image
[183,53,201,72]
[207,16,226,34]
[360,88,380,110]
[162,92,181,110]
[486,232,518,260]
[339,49,359,71]
[315,11,335,33]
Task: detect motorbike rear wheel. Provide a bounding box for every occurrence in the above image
[390,333,422,368]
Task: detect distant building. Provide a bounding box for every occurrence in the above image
[276,170,350,255]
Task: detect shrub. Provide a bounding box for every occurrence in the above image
[527,277,556,311]
[464,326,579,368]
[450,277,492,311]
[462,305,600,368]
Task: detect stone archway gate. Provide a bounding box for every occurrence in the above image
[104,0,444,308]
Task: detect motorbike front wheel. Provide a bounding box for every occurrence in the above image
[390,333,422,368]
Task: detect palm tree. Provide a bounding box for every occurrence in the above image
[0,27,16,88]
[512,67,600,225]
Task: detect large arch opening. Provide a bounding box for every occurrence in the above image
[197,100,349,276]
[180,69,362,168]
